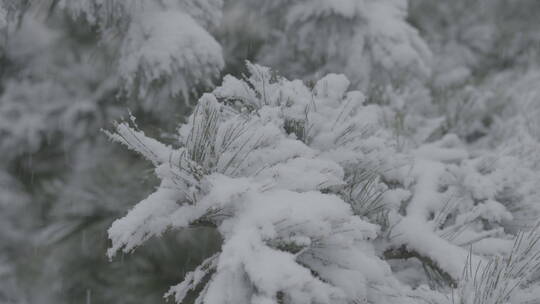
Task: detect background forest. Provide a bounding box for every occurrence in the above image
[1,1,540,304]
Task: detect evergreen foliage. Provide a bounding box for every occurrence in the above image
[1,0,540,303]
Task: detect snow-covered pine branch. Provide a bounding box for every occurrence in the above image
[221,0,431,89]
[456,223,540,304]
[107,63,427,304]
[2,1,540,303]
[4,0,224,105]
[59,0,224,104]
[0,2,226,301]
[108,63,540,304]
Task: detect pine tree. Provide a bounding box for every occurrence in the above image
[219,0,432,90]
[2,0,540,303]
[107,63,540,303]
[0,1,225,302]
[106,63,422,304]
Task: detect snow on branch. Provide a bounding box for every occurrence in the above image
[108,63,540,304]
[108,63,424,304]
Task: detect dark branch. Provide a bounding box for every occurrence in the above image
[383,245,458,288]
